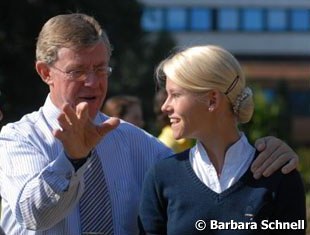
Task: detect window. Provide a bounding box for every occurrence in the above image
[141,8,164,31]
[190,8,212,31]
[218,8,239,31]
[166,8,187,31]
[267,9,287,31]
[291,9,309,31]
[142,6,310,33]
[242,8,264,31]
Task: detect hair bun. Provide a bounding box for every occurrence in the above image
[233,87,254,123]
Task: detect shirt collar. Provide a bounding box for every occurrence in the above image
[194,132,255,167]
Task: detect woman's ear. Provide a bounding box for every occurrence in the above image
[207,89,221,112]
[36,61,53,85]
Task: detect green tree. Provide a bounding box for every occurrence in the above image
[241,81,292,144]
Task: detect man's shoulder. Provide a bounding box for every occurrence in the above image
[1,108,45,137]
[107,119,172,156]
[114,119,157,140]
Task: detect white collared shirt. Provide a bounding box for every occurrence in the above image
[190,133,255,193]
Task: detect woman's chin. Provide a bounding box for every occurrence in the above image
[173,133,184,140]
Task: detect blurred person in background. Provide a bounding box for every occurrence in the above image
[102,95,145,128]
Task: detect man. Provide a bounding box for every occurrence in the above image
[0,13,299,235]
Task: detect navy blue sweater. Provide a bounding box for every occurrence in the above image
[139,150,306,235]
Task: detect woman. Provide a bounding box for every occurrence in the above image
[139,45,306,235]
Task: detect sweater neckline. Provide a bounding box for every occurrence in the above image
[182,149,256,199]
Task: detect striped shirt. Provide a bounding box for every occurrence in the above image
[0,95,172,235]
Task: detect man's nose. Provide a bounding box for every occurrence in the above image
[83,72,101,86]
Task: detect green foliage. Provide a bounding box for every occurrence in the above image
[298,147,310,192]
[241,81,292,144]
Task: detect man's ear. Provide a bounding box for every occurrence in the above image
[36,61,53,85]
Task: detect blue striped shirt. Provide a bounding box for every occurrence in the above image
[0,96,172,235]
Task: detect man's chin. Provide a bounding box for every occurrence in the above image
[88,109,99,120]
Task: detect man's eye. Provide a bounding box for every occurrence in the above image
[69,70,84,78]
[95,67,108,74]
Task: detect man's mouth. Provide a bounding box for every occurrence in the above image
[79,96,96,101]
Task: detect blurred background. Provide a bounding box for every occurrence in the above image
[0,0,309,232]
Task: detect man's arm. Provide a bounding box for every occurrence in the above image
[0,128,87,230]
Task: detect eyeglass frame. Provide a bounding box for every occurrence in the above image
[49,64,113,82]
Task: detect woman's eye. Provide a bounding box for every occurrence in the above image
[171,93,180,98]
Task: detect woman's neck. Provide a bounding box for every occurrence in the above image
[199,121,240,176]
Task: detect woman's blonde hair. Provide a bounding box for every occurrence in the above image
[36,13,112,64]
[156,45,254,123]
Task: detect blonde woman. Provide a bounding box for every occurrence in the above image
[139,45,306,235]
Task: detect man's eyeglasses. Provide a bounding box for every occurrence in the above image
[50,65,112,82]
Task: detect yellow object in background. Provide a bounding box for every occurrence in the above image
[158,125,194,153]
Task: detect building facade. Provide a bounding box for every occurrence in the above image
[140,0,310,145]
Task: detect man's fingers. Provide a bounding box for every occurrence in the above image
[62,103,78,125]
[254,136,267,152]
[76,102,89,121]
[260,151,290,176]
[251,137,280,172]
[252,148,298,179]
[260,152,297,177]
[281,157,298,174]
[57,113,73,131]
[97,117,120,136]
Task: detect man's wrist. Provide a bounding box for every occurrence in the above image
[65,151,91,171]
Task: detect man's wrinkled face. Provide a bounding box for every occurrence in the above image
[48,42,110,119]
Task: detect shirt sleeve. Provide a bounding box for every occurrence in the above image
[0,127,89,230]
[139,165,167,234]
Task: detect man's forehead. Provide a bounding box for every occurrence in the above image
[56,44,109,64]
